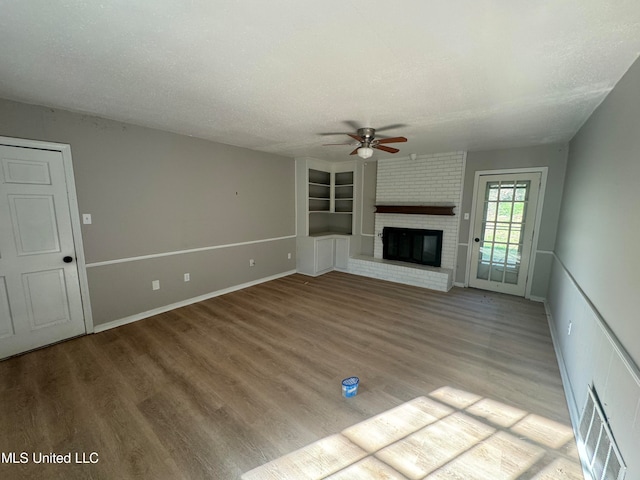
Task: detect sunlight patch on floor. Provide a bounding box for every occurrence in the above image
[511,414,575,449]
[429,385,483,408]
[325,457,407,480]
[466,397,528,428]
[242,386,582,480]
[374,412,495,478]
[242,434,367,479]
[342,397,453,453]
[428,430,544,479]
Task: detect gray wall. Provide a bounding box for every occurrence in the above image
[457,144,569,297]
[0,98,296,326]
[547,57,640,476]
[554,58,640,366]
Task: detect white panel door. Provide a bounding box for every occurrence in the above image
[0,145,85,359]
[469,172,541,296]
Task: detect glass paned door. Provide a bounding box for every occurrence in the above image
[469,172,541,296]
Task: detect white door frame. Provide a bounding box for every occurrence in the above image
[0,136,94,333]
[465,167,548,299]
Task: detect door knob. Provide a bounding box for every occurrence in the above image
[63,256,73,263]
[474,238,480,242]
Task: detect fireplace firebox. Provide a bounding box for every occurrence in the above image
[382,227,443,267]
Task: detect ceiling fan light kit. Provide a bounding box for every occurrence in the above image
[357,147,374,159]
[324,126,407,158]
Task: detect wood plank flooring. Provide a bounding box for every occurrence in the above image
[0,272,582,479]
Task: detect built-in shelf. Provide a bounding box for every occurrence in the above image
[335,172,353,185]
[302,163,355,236]
[375,205,455,216]
[308,168,331,215]
[308,169,331,185]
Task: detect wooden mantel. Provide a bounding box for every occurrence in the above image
[375,205,456,216]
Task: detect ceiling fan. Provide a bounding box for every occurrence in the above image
[324,127,407,159]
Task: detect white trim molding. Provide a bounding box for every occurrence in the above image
[86,234,296,268]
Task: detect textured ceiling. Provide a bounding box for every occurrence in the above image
[1,1,640,160]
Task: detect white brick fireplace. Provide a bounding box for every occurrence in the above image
[348,152,465,291]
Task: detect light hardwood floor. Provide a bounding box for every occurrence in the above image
[0,272,582,479]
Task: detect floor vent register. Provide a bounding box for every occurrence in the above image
[578,385,626,480]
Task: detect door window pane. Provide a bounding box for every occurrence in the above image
[494,223,510,243]
[509,224,522,244]
[490,265,505,282]
[486,201,497,221]
[504,268,519,284]
[483,222,495,242]
[515,184,528,201]
[476,179,532,287]
[499,185,514,201]
[512,202,525,223]
[497,202,512,222]
[491,243,507,263]
[476,260,490,280]
[507,244,522,265]
[487,182,499,200]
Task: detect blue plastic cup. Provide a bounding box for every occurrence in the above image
[342,376,359,397]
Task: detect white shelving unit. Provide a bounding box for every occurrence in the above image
[334,171,354,214]
[308,168,331,213]
[296,158,356,276]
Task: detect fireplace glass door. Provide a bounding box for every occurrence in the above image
[469,172,541,296]
[383,228,442,267]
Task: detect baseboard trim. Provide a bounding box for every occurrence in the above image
[543,300,579,420]
[93,270,296,333]
[453,282,465,288]
[543,299,592,480]
[528,295,546,303]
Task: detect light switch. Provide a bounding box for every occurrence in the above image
[82,214,92,224]
[464,213,470,220]
[152,280,160,290]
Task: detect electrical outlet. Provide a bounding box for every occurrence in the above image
[152,280,160,290]
[249,259,255,267]
[568,322,572,335]
[287,253,292,260]
[464,213,470,220]
[184,273,190,282]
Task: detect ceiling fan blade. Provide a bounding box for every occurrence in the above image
[343,120,362,131]
[323,143,357,146]
[374,145,400,154]
[375,123,408,133]
[376,136,408,144]
[350,148,360,155]
[347,133,364,142]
